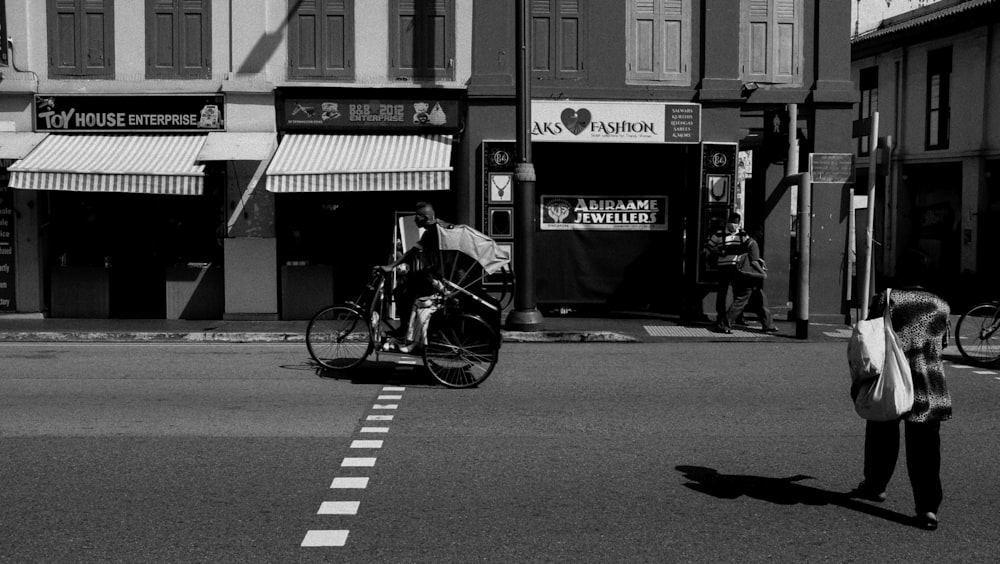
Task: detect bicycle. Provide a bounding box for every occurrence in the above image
[955,300,1000,365]
[306,223,512,388]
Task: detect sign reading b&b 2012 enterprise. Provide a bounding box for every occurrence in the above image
[541,196,668,231]
[532,100,700,144]
[34,95,225,132]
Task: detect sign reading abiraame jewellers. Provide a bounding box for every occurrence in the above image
[541,196,667,231]
[532,100,700,144]
[33,95,225,132]
[279,97,462,132]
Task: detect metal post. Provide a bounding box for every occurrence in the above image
[505,0,544,331]
[796,172,812,339]
[858,112,879,320]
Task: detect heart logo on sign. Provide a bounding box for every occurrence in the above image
[560,108,591,135]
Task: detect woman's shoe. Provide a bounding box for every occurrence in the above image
[917,512,939,531]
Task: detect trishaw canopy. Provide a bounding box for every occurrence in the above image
[436,224,510,275]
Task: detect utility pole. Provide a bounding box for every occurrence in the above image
[859,111,879,319]
[504,0,544,331]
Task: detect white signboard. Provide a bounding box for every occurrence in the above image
[531,100,700,144]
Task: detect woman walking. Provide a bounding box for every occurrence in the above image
[849,249,951,531]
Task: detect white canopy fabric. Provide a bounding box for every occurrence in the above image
[265,134,453,193]
[8,134,207,195]
[436,224,510,275]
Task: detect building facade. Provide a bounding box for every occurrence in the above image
[466,0,855,318]
[851,0,1000,308]
[0,1,855,321]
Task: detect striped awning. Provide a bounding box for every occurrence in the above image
[8,134,208,195]
[265,134,453,193]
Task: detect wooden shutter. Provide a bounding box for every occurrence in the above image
[744,0,770,82]
[659,0,688,82]
[742,0,800,84]
[289,0,353,79]
[628,0,688,84]
[147,0,210,78]
[531,0,553,75]
[772,0,798,83]
[556,0,583,79]
[49,0,113,77]
[390,0,453,80]
[321,0,352,77]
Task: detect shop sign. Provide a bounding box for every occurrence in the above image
[280,97,461,132]
[33,95,225,132]
[531,100,700,144]
[0,180,14,312]
[540,196,667,231]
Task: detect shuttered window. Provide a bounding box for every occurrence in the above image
[389,0,455,81]
[289,0,354,80]
[146,0,211,78]
[47,0,114,78]
[531,0,585,80]
[741,0,801,85]
[0,1,8,66]
[926,47,951,150]
[626,0,690,85]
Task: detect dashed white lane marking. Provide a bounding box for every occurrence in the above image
[350,440,383,448]
[949,364,973,368]
[331,477,369,489]
[302,530,349,547]
[342,457,376,467]
[318,501,360,515]
[974,370,997,375]
[305,385,407,549]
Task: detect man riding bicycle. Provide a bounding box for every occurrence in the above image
[380,202,453,351]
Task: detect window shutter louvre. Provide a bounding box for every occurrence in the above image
[773,0,798,83]
[556,0,582,78]
[629,0,658,81]
[531,0,553,75]
[659,0,688,82]
[745,0,770,82]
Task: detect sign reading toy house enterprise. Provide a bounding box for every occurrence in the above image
[531,100,700,143]
[279,97,462,132]
[33,95,225,132]
[541,196,668,231]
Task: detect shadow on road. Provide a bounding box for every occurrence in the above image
[676,465,918,528]
[308,360,440,388]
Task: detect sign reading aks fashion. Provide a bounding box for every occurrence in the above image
[541,196,668,231]
[531,100,700,144]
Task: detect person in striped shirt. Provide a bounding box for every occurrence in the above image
[703,213,752,334]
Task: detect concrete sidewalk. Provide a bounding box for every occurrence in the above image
[0,311,854,343]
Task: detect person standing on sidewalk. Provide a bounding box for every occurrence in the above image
[703,213,752,333]
[849,248,951,531]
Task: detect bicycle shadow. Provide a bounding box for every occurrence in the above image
[310,359,439,388]
[675,465,917,528]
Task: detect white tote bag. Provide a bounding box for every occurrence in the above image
[848,289,915,421]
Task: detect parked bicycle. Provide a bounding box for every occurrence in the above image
[305,223,512,388]
[955,300,1000,365]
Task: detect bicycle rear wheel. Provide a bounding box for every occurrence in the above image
[956,302,1000,365]
[307,305,373,370]
[423,313,499,388]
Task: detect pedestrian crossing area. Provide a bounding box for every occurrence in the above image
[644,325,767,337]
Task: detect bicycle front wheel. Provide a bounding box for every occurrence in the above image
[307,305,373,370]
[423,313,499,388]
[956,302,1000,365]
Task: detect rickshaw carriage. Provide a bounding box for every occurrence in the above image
[306,223,511,388]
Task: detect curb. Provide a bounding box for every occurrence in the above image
[0,330,638,344]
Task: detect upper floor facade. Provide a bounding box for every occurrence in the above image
[0,0,475,95]
[0,1,853,106]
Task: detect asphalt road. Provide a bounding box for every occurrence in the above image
[1,341,998,563]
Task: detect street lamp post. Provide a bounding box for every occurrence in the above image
[504,0,544,331]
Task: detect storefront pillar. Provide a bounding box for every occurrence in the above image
[12,188,43,314]
[225,159,278,320]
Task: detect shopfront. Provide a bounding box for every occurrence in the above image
[266,88,465,319]
[519,100,707,312]
[6,94,256,319]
